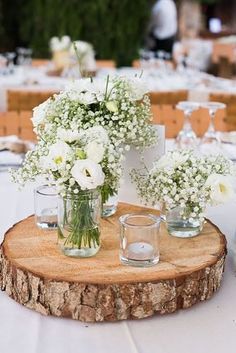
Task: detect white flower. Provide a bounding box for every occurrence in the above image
[132,150,235,220]
[61,35,71,48]
[85,141,105,163]
[205,174,235,205]
[57,128,81,143]
[70,41,96,71]
[71,159,105,190]
[70,40,94,56]
[171,151,189,167]
[50,35,71,51]
[84,126,109,144]
[154,155,173,170]
[41,142,72,171]
[105,101,118,112]
[13,75,156,197]
[154,151,188,170]
[126,77,149,100]
[68,90,97,105]
[65,78,107,104]
[31,100,49,126]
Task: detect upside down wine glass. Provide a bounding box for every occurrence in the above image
[201,102,226,146]
[176,101,199,149]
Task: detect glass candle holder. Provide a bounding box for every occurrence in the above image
[34,185,58,230]
[119,213,160,267]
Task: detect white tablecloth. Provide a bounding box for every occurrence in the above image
[0,167,236,353]
[0,67,69,111]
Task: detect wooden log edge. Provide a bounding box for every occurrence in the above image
[0,217,227,322]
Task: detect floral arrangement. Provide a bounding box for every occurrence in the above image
[13,76,157,201]
[12,75,156,255]
[49,36,96,76]
[132,149,235,221]
[70,40,96,73]
[49,35,72,52]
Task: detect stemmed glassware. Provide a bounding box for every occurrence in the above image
[139,49,155,69]
[175,101,200,149]
[16,47,33,66]
[5,52,16,74]
[201,102,226,146]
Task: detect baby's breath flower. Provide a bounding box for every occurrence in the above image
[132,149,235,220]
[12,76,157,201]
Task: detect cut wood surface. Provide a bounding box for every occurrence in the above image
[0,202,226,322]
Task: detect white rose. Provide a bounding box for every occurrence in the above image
[41,141,72,171]
[85,142,105,163]
[205,174,235,205]
[31,100,49,126]
[71,159,105,190]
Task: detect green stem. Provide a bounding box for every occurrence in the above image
[59,191,100,249]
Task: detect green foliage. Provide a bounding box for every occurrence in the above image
[0,0,152,66]
[0,1,4,41]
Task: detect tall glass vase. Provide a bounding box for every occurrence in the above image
[57,189,101,258]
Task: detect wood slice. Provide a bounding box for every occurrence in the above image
[0,203,226,322]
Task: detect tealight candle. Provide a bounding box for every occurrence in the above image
[119,213,160,267]
[126,242,154,261]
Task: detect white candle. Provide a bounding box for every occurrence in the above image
[127,242,154,261]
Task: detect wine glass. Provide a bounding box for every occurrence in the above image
[139,49,155,69]
[176,101,200,149]
[201,102,226,147]
[17,47,32,66]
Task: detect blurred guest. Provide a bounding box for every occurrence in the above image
[147,0,177,57]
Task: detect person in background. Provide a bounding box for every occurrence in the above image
[146,0,178,58]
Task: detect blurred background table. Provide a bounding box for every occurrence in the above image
[1,65,236,142]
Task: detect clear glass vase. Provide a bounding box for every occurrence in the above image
[57,189,101,257]
[102,193,118,218]
[166,206,204,238]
